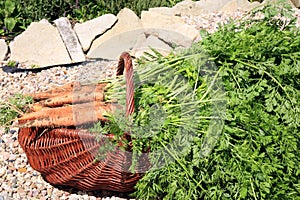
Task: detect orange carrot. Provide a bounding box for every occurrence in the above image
[32,91,105,108]
[30,82,107,100]
[30,82,78,100]
[19,102,114,127]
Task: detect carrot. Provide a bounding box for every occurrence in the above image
[30,82,78,100]
[30,82,107,100]
[19,102,114,127]
[26,82,107,112]
[31,90,105,109]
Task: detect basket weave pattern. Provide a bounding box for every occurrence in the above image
[18,52,151,192]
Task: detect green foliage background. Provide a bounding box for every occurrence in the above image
[0,0,183,38]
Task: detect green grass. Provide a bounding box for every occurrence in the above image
[0,94,33,131]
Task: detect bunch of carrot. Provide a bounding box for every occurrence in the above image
[18,81,114,128]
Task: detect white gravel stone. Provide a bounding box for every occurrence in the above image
[0,167,6,177]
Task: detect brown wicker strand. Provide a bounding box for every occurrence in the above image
[117,52,135,117]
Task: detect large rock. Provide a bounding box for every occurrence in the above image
[74,14,117,52]
[149,0,252,16]
[195,0,233,12]
[149,0,247,16]
[148,7,176,16]
[172,0,206,16]
[132,35,173,58]
[9,19,71,67]
[141,11,200,47]
[291,0,300,7]
[221,0,261,13]
[172,0,233,16]
[54,17,85,63]
[87,8,143,60]
[0,39,8,61]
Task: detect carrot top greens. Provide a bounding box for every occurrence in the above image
[89,3,300,199]
[131,2,299,200]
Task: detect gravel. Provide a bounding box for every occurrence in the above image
[1,9,300,199]
[0,59,118,101]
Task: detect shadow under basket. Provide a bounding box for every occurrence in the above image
[17,52,151,192]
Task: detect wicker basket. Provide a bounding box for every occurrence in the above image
[18,52,151,192]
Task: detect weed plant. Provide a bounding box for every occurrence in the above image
[0,94,33,131]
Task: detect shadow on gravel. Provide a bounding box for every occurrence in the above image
[54,184,133,199]
[0,58,114,73]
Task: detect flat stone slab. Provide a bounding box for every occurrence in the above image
[74,14,117,52]
[87,8,143,60]
[132,35,173,58]
[173,0,206,16]
[149,0,259,16]
[54,17,85,63]
[141,11,200,47]
[148,7,176,16]
[9,19,71,67]
[291,0,300,7]
[88,29,145,60]
[0,39,8,61]
[221,0,261,13]
[171,0,232,16]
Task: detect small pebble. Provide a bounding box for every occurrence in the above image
[0,167,6,177]
[8,154,17,162]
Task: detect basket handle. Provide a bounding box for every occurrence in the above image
[116,52,135,117]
